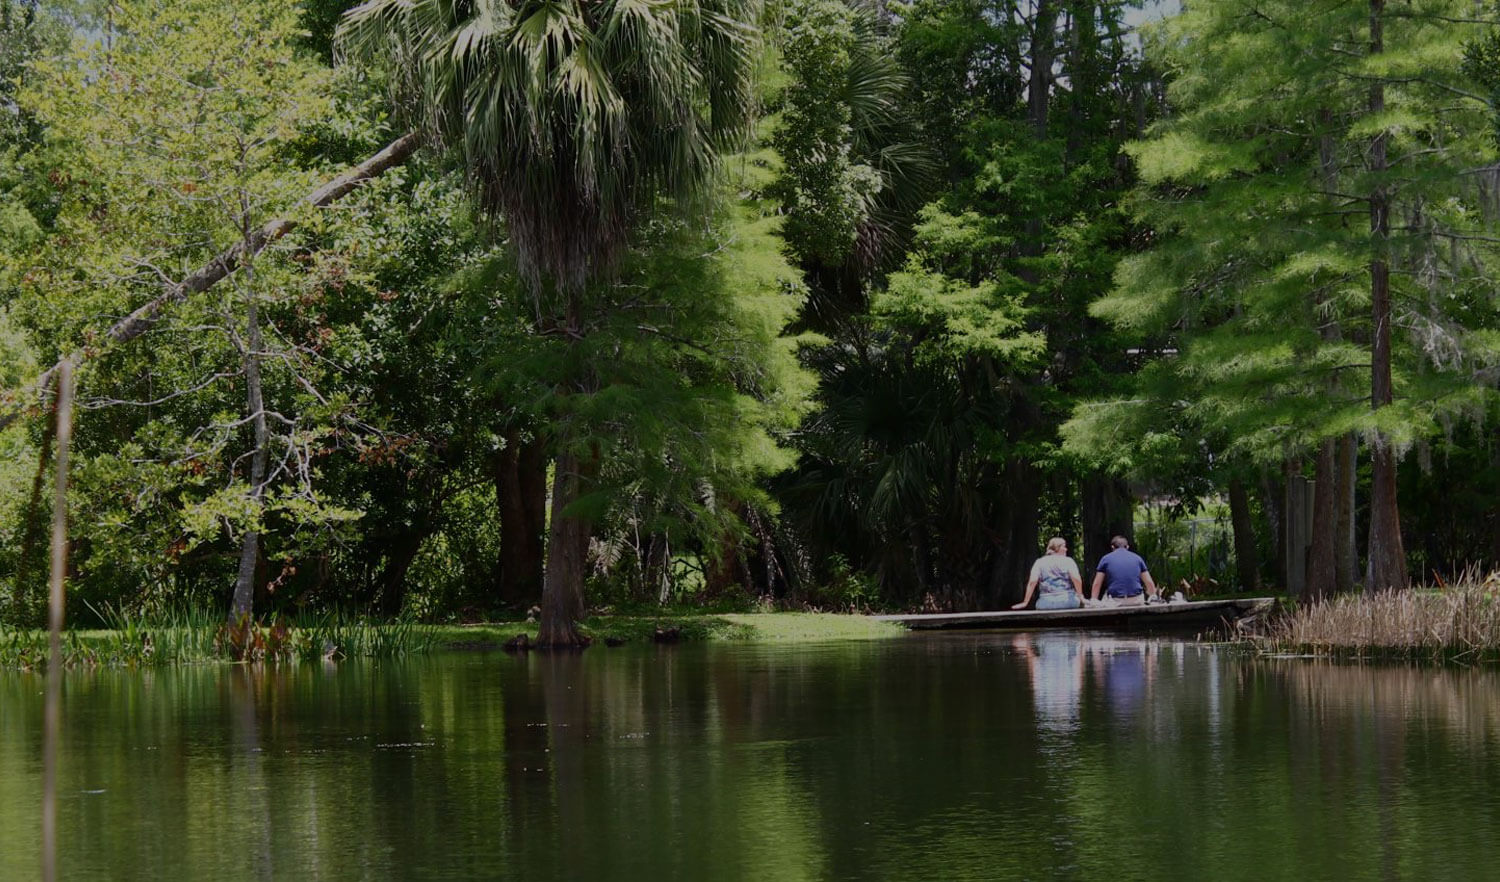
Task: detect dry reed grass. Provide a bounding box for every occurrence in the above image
[1264,573,1500,663]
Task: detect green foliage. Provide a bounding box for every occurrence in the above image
[0,0,65,288]
[464,185,813,582]
[0,0,381,616]
[0,0,52,147]
[338,0,763,289]
[776,0,1155,606]
[6,0,1500,624]
[1075,0,1500,467]
[298,0,360,60]
[773,0,881,265]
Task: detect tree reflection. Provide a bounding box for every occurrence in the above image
[4,644,1500,879]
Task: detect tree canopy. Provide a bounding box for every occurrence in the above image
[3,0,1500,630]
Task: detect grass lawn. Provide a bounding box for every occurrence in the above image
[432,612,905,649]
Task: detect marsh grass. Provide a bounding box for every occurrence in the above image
[1262,575,1500,663]
[294,610,437,660]
[0,608,899,668]
[0,605,437,670]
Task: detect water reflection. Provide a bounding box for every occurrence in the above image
[3,639,1500,880]
[1012,634,1165,731]
[1013,634,1083,737]
[227,667,273,881]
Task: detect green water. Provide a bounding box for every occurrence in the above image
[3,632,1499,880]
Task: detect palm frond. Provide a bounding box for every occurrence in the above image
[336,0,764,290]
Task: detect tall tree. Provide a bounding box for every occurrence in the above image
[1084,0,1500,595]
[338,0,765,644]
[12,0,374,621]
[777,0,1155,608]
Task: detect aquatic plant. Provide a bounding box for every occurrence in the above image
[1262,575,1500,663]
[0,605,436,669]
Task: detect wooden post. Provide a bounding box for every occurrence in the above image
[42,359,75,882]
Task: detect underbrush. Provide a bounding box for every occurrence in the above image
[1259,576,1500,663]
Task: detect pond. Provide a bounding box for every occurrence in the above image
[3,632,1500,880]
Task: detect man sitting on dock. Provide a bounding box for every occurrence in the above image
[1090,536,1159,606]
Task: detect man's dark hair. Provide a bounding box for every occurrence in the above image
[1110,535,1130,550]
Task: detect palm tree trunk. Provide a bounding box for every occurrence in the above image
[537,450,592,647]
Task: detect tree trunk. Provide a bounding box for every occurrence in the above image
[1266,465,1290,588]
[1028,0,1056,138]
[1367,446,1406,590]
[1082,473,1132,572]
[1000,458,1042,608]
[230,285,269,622]
[646,534,673,604]
[537,450,592,647]
[1284,458,1313,599]
[909,520,934,606]
[1492,439,1500,572]
[16,404,57,626]
[1318,108,1358,596]
[1336,433,1358,592]
[1227,475,1260,593]
[376,527,429,618]
[1365,0,1408,592]
[1307,441,1338,601]
[1017,0,1056,286]
[1063,0,1096,161]
[493,432,547,610]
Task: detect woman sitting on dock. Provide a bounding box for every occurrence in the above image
[1012,537,1085,610]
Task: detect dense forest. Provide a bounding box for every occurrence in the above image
[4,0,1500,644]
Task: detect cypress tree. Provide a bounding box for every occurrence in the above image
[1089,0,1500,594]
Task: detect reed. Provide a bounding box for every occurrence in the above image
[1261,574,1500,663]
[0,605,437,670]
[291,610,437,661]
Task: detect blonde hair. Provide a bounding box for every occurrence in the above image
[1045,537,1067,554]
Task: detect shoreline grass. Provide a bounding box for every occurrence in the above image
[0,606,438,670]
[0,610,906,670]
[1252,578,1500,664]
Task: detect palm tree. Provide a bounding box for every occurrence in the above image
[775,0,935,332]
[338,0,763,645]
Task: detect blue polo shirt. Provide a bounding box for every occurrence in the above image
[1096,548,1149,597]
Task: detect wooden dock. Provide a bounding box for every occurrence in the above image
[871,597,1276,631]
